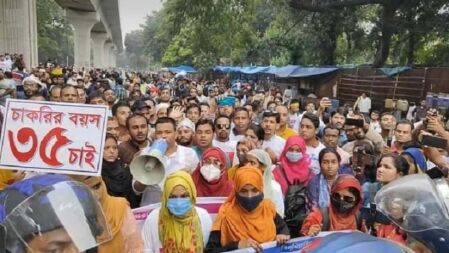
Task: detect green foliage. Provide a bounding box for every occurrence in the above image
[36,0,73,65]
[127,0,449,70]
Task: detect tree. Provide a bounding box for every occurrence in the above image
[36,0,73,65]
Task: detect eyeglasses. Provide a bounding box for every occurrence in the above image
[331,192,356,203]
[216,124,230,130]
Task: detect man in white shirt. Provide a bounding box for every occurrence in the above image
[134,117,199,206]
[229,107,250,141]
[354,92,371,114]
[261,111,286,161]
[299,112,325,175]
[212,115,237,153]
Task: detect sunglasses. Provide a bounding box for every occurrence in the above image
[216,124,230,130]
[331,193,356,203]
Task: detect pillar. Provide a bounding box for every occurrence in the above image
[91,32,108,68]
[111,49,117,68]
[0,0,38,70]
[66,9,99,68]
[103,42,114,68]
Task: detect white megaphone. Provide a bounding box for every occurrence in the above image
[130,139,167,185]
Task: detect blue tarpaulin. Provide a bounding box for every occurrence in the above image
[168,65,197,73]
[380,67,412,77]
[265,65,301,78]
[289,67,339,77]
[213,65,338,78]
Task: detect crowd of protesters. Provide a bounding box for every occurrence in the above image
[0,56,449,253]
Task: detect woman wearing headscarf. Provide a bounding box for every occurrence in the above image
[192,147,234,197]
[307,148,342,210]
[401,147,427,174]
[71,176,144,253]
[102,133,140,208]
[205,167,290,253]
[273,135,311,195]
[142,171,212,253]
[244,149,284,216]
[300,175,363,236]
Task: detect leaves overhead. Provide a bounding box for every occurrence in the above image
[127,0,449,69]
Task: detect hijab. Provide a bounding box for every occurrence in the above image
[274,135,311,194]
[192,147,234,197]
[101,159,133,196]
[212,167,277,245]
[402,148,427,173]
[159,171,203,253]
[73,176,127,253]
[329,175,363,231]
[246,149,275,203]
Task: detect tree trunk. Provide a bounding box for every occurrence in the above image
[373,3,397,67]
[406,7,415,66]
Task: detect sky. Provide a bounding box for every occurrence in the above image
[119,0,163,38]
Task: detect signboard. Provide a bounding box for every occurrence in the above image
[0,99,108,176]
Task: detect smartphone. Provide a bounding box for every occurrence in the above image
[426,167,445,179]
[422,135,448,149]
[345,118,364,128]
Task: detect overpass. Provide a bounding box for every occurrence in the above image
[0,0,123,69]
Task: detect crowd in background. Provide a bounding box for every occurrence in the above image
[0,57,449,253]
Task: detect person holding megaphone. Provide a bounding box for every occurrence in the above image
[132,117,199,206]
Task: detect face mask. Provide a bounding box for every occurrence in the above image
[236,192,264,212]
[200,164,221,182]
[331,195,356,214]
[167,197,192,216]
[286,151,303,163]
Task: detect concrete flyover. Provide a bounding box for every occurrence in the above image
[0,0,122,69]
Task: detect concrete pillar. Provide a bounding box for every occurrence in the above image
[0,0,38,70]
[111,49,117,68]
[66,9,99,68]
[103,42,114,68]
[91,32,108,68]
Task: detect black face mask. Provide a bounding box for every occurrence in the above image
[237,154,246,165]
[331,195,357,214]
[236,192,264,212]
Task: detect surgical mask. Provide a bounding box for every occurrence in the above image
[200,164,221,182]
[286,151,303,163]
[167,197,192,216]
[236,192,264,212]
[331,195,356,214]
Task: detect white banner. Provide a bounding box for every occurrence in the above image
[0,99,108,176]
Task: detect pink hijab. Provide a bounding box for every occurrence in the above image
[273,135,311,195]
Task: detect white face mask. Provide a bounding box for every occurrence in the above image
[200,164,221,182]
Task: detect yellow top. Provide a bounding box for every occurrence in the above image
[278,126,297,140]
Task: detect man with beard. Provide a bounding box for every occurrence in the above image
[176,118,195,147]
[133,117,199,205]
[342,117,375,156]
[112,102,132,143]
[217,96,235,118]
[212,115,237,154]
[76,87,87,104]
[329,110,347,146]
[106,116,120,140]
[380,112,397,141]
[22,76,44,99]
[103,88,117,110]
[230,107,250,141]
[118,114,150,165]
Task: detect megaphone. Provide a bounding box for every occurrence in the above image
[130,139,167,185]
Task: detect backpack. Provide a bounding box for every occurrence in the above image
[319,207,362,231]
[279,165,308,238]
